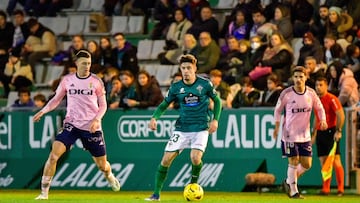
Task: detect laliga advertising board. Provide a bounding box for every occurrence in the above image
[0,109,347,191]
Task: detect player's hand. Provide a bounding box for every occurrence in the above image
[334,131,342,142]
[208,120,218,134]
[33,111,44,122]
[319,121,328,130]
[90,119,100,133]
[273,128,280,140]
[149,118,157,130]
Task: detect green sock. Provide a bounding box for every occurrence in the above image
[154,165,168,196]
[191,162,203,183]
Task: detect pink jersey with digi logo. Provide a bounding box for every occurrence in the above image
[274,86,326,143]
[41,73,107,131]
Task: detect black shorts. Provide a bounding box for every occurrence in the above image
[316,127,340,157]
[55,123,106,157]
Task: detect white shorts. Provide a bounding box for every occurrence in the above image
[164,130,209,152]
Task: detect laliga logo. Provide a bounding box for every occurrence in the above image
[117,115,177,142]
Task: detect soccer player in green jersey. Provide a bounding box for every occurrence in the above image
[145,54,222,201]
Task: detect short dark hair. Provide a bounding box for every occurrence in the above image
[12,9,24,16]
[75,50,91,59]
[113,32,125,39]
[18,87,30,96]
[33,93,46,103]
[0,10,7,20]
[315,76,328,84]
[292,66,307,75]
[27,18,39,28]
[179,54,197,64]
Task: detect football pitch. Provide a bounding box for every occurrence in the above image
[0,190,359,203]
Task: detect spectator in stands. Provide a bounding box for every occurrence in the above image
[23,18,57,73]
[167,71,182,109]
[188,0,209,22]
[162,33,198,65]
[232,76,261,108]
[345,44,360,84]
[102,67,120,101]
[330,42,346,65]
[269,4,293,43]
[111,33,139,76]
[187,6,219,41]
[297,32,324,66]
[0,10,15,74]
[11,9,30,50]
[66,35,86,64]
[249,35,267,68]
[195,32,220,74]
[118,70,136,108]
[33,93,46,108]
[263,0,281,22]
[260,31,293,83]
[0,47,33,97]
[292,0,314,37]
[256,73,282,107]
[108,75,122,109]
[231,0,261,24]
[151,0,174,40]
[218,36,241,83]
[125,70,164,108]
[209,69,232,108]
[166,8,192,48]
[323,33,337,65]
[304,56,326,89]
[326,6,353,41]
[87,40,103,74]
[174,0,191,20]
[226,9,250,40]
[310,4,329,44]
[99,36,113,68]
[326,61,359,107]
[11,87,34,107]
[250,8,267,39]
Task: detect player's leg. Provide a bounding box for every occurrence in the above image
[93,156,120,191]
[145,151,178,201]
[35,141,67,200]
[318,156,331,194]
[190,149,203,183]
[189,130,208,184]
[287,156,301,197]
[334,154,344,195]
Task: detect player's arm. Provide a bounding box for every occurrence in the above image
[149,100,170,130]
[334,108,345,141]
[209,95,222,134]
[273,94,284,140]
[313,93,328,130]
[33,80,66,122]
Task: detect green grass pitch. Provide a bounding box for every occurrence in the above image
[0,190,359,203]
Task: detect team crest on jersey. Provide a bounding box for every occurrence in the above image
[196,85,203,94]
[179,88,185,94]
[89,82,93,88]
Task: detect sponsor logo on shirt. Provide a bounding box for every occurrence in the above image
[68,89,93,95]
[291,107,311,113]
[184,93,200,107]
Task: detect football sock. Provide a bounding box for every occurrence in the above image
[322,178,331,193]
[287,164,298,196]
[296,163,308,178]
[41,176,52,194]
[191,162,203,183]
[334,161,344,192]
[154,165,168,196]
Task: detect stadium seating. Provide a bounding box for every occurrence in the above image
[67,15,86,35]
[150,40,166,60]
[155,65,179,86]
[127,16,145,34]
[137,39,153,60]
[6,89,54,108]
[291,38,303,65]
[110,16,128,34]
[38,17,68,36]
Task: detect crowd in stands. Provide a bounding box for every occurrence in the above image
[1,0,360,110]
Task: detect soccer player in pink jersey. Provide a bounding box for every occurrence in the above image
[273,67,328,199]
[33,50,120,200]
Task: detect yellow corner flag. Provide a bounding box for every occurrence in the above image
[321,142,337,181]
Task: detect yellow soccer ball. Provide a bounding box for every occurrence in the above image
[183,183,204,201]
